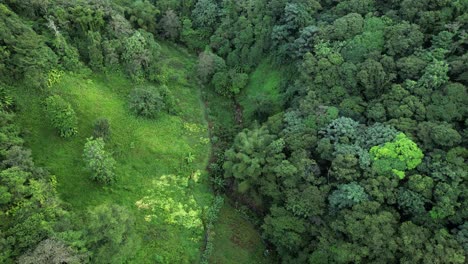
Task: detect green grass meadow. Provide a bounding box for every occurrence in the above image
[11,43,269,263]
[239,59,283,124]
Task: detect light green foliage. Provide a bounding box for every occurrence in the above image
[239,60,282,123]
[341,16,387,62]
[83,137,116,184]
[10,42,249,262]
[44,95,78,138]
[370,133,423,179]
[136,173,204,239]
[47,69,64,88]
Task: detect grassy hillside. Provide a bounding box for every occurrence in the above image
[11,43,269,263]
[239,60,283,124]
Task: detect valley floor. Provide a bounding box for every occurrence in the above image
[12,43,270,263]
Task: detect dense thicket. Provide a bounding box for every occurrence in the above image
[212,1,468,263]
[0,0,466,263]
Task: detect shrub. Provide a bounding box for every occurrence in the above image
[83,137,116,184]
[128,87,164,118]
[129,86,178,118]
[93,118,111,141]
[44,95,77,138]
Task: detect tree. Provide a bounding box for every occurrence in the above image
[385,22,424,57]
[370,133,423,179]
[357,59,390,99]
[192,0,218,33]
[159,9,181,41]
[122,30,160,82]
[322,117,360,145]
[331,13,364,41]
[125,0,159,33]
[196,49,225,84]
[84,204,139,263]
[329,182,369,210]
[262,206,307,256]
[180,18,206,51]
[223,127,275,194]
[334,202,399,262]
[86,31,104,71]
[285,185,326,218]
[44,95,78,138]
[128,87,164,118]
[417,122,462,149]
[83,137,116,184]
[18,238,84,264]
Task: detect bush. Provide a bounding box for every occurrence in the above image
[83,137,116,184]
[128,86,177,118]
[93,118,111,141]
[128,87,164,118]
[44,95,77,138]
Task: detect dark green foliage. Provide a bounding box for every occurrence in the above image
[329,182,369,210]
[0,4,57,87]
[128,86,164,118]
[84,204,139,263]
[83,137,116,184]
[44,95,78,138]
[128,86,176,118]
[0,0,467,262]
[122,30,161,82]
[93,118,111,141]
[262,206,307,255]
[159,10,181,41]
[124,0,159,33]
[201,196,224,264]
[197,50,226,84]
[385,22,424,57]
[0,105,64,263]
[192,0,218,33]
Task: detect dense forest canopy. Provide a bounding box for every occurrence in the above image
[0,0,467,263]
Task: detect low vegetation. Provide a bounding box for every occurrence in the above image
[0,0,466,263]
